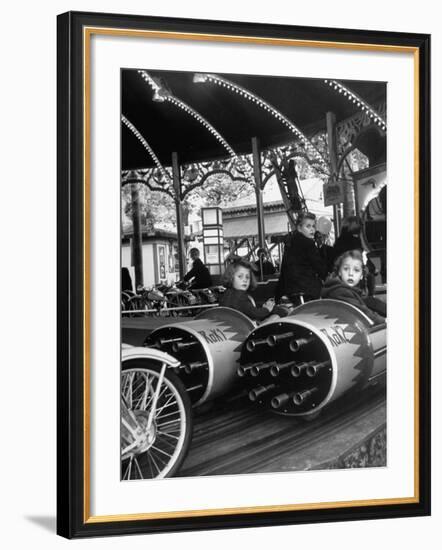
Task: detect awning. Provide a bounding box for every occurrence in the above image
[122,70,385,170]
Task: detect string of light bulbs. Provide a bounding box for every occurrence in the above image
[193,73,329,173]
[138,70,236,158]
[324,79,387,131]
[121,115,172,184]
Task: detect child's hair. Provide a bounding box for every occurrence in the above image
[339,215,361,236]
[332,249,365,278]
[222,257,257,291]
[296,211,316,228]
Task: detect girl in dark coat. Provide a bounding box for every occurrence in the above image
[220,258,288,322]
[276,212,327,303]
[321,250,386,324]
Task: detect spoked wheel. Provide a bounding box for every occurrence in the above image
[127,296,144,317]
[179,295,195,317]
[121,360,193,479]
[177,295,190,317]
[165,296,180,317]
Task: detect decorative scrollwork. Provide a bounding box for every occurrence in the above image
[122,101,385,214]
[121,169,174,198]
[336,101,386,155]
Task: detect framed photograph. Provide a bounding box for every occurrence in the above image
[57,11,431,539]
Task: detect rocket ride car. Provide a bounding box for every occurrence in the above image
[144,307,255,406]
[238,299,386,417]
[143,299,386,417]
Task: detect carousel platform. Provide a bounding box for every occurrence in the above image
[177,383,386,477]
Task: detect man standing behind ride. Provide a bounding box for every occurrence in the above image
[275,212,327,304]
[256,248,276,277]
[183,248,213,289]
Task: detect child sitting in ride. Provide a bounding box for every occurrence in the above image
[219,257,288,322]
[321,250,386,325]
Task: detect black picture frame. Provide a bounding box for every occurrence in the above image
[57,10,431,539]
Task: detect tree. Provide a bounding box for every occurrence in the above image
[184,171,254,221]
[122,184,176,232]
[122,167,255,231]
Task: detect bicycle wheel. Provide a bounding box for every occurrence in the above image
[121,360,193,479]
[165,295,180,317]
[127,296,146,317]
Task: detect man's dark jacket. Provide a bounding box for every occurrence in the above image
[183,258,212,288]
[333,233,363,261]
[276,232,327,300]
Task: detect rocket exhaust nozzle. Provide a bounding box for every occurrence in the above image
[249,384,277,402]
[293,387,318,406]
[270,361,295,377]
[157,336,183,347]
[306,360,331,377]
[289,336,314,353]
[251,361,276,377]
[271,392,293,409]
[246,337,268,352]
[172,341,198,353]
[183,361,208,375]
[290,361,315,377]
[266,332,294,347]
[237,365,255,377]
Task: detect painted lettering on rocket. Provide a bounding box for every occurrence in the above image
[320,326,350,347]
[198,328,228,344]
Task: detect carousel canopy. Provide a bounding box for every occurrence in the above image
[121,69,386,171]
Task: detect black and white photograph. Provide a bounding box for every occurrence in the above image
[120,68,388,481]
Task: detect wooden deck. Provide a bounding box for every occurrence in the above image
[178,385,386,477]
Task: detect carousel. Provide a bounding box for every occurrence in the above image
[120,68,387,480]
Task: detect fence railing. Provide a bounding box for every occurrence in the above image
[122,303,219,316]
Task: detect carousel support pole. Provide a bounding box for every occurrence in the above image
[326,111,341,238]
[252,137,266,278]
[343,158,356,217]
[172,152,186,280]
[130,183,144,289]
